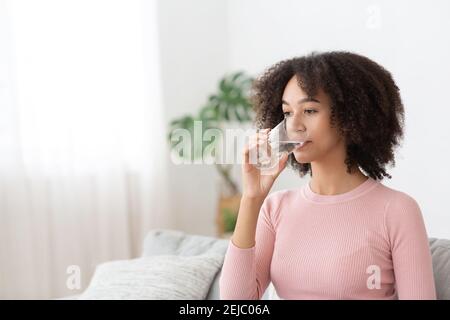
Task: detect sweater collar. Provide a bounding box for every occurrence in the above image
[302,176,378,204]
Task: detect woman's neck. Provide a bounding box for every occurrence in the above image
[309,163,368,196]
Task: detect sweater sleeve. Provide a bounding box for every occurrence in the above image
[385,192,437,299]
[219,194,280,300]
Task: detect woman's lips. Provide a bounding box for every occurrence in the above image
[295,141,311,150]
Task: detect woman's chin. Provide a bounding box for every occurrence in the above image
[292,153,311,163]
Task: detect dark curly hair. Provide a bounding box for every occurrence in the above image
[251,51,405,181]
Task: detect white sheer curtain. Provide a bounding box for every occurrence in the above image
[0,0,171,299]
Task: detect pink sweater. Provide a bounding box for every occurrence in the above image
[219,177,436,300]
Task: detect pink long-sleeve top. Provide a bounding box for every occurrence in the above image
[219,177,436,300]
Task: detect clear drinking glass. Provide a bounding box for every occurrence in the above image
[253,119,307,170]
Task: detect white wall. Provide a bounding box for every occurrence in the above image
[158,0,450,239]
[157,0,230,236]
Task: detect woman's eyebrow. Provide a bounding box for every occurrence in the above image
[281,97,321,106]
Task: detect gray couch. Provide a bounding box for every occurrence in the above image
[143,229,450,300]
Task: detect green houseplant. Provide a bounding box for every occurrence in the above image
[167,71,254,236]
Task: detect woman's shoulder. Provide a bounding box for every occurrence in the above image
[262,188,302,215]
[376,181,420,208]
[265,188,300,204]
[261,189,300,228]
[376,182,424,224]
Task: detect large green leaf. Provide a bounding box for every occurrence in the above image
[167,71,256,161]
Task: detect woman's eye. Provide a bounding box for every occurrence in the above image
[284,110,316,117]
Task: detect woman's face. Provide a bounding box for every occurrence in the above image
[281,75,345,164]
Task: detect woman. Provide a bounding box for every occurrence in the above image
[219,51,436,300]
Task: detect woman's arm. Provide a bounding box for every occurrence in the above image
[385,192,437,299]
[219,194,281,300]
[219,130,288,300]
[232,196,265,249]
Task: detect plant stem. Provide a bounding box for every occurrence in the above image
[215,164,240,195]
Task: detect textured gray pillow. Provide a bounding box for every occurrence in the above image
[79,254,223,300]
[429,238,450,300]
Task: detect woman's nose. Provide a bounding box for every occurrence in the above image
[286,115,306,133]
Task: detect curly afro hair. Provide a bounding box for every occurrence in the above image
[251,51,405,181]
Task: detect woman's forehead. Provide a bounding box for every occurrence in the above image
[282,88,329,106]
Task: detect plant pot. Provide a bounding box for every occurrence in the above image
[216,193,241,238]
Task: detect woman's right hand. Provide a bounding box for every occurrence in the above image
[241,128,289,200]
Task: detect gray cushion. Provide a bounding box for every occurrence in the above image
[142,229,229,257]
[429,238,450,300]
[78,255,223,300]
[142,229,229,299]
